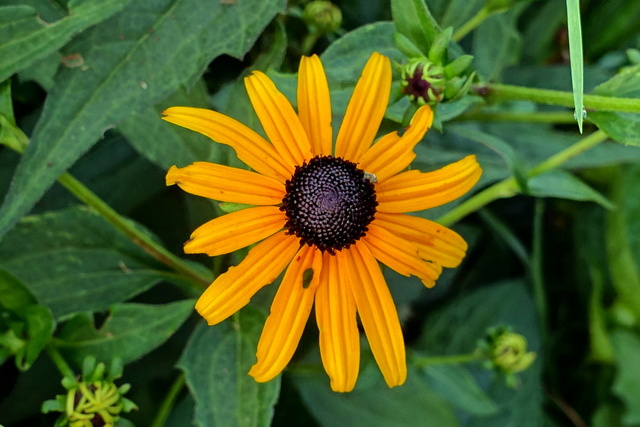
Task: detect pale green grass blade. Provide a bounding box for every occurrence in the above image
[566,0,585,132]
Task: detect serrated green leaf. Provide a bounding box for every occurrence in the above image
[610,330,640,425]
[0,206,172,319]
[0,0,286,236]
[56,300,194,365]
[178,308,279,427]
[293,365,460,427]
[420,364,499,415]
[527,170,615,209]
[391,0,441,54]
[0,0,133,83]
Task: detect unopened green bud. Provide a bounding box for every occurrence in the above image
[303,1,342,35]
[490,332,536,374]
[400,59,446,105]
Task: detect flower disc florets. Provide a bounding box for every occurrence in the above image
[281,155,377,254]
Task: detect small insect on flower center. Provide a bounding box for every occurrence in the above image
[281,155,378,254]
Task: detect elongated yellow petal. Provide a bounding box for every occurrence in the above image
[184,206,286,256]
[245,71,313,166]
[376,155,482,213]
[375,212,467,268]
[162,106,291,182]
[298,55,333,157]
[335,52,391,163]
[346,243,406,388]
[166,162,285,205]
[249,245,322,382]
[359,105,434,182]
[315,251,360,392]
[195,232,299,324]
[363,222,441,287]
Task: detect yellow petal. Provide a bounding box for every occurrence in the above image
[375,212,468,268]
[359,105,434,182]
[166,162,284,205]
[297,55,333,157]
[184,206,286,256]
[162,106,291,182]
[249,245,322,382]
[245,71,313,166]
[335,52,392,163]
[195,231,299,324]
[346,243,407,388]
[376,155,482,213]
[363,222,441,287]
[315,251,360,392]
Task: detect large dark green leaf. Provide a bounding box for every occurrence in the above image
[0,206,172,319]
[473,9,522,81]
[293,362,460,427]
[178,308,279,427]
[0,0,286,235]
[391,0,441,51]
[55,300,194,365]
[0,0,133,83]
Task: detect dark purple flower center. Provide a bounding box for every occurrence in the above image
[281,155,378,254]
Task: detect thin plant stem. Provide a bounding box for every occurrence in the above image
[437,130,608,226]
[47,345,76,379]
[150,373,186,427]
[452,7,490,42]
[4,125,211,293]
[531,199,546,335]
[412,352,482,367]
[456,110,583,124]
[485,83,640,113]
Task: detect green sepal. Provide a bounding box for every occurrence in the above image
[427,27,453,64]
[444,55,474,79]
[393,32,426,59]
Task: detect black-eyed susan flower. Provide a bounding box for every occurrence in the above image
[163,52,481,392]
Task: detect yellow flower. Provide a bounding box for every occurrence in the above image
[163,52,481,392]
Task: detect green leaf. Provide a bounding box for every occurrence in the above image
[391,0,442,53]
[589,64,640,145]
[0,268,36,312]
[472,9,521,81]
[0,0,286,236]
[178,308,280,427]
[0,0,133,83]
[565,0,585,132]
[419,364,499,415]
[293,364,460,427]
[610,330,640,425]
[418,281,543,425]
[16,304,54,370]
[119,79,230,170]
[606,166,640,318]
[527,170,615,209]
[56,300,194,365]
[0,206,171,319]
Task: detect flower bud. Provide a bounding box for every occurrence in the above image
[400,59,446,105]
[303,1,342,35]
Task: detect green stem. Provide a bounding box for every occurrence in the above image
[4,126,211,293]
[150,373,185,427]
[531,199,546,335]
[452,7,491,42]
[47,345,76,379]
[437,130,608,226]
[57,173,211,292]
[412,352,482,367]
[456,110,582,124]
[485,83,640,113]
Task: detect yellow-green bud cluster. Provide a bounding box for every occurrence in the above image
[303,1,342,35]
[477,326,536,387]
[42,357,137,427]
